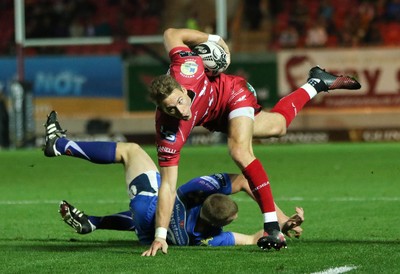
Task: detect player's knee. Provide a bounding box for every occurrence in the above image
[269,124,287,137]
[229,146,254,167]
[260,122,287,137]
[254,112,287,137]
[117,142,141,163]
[125,143,141,157]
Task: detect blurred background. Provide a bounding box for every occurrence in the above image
[0,0,400,149]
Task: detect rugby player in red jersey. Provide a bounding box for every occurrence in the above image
[142,28,360,256]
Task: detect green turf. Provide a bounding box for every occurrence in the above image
[1,143,399,273]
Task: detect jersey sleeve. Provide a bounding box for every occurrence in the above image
[155,109,193,167]
[197,231,235,246]
[177,173,232,208]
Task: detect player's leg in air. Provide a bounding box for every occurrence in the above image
[253,67,360,249]
[44,111,159,235]
[253,66,361,138]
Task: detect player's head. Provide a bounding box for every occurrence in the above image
[200,193,238,227]
[149,75,192,120]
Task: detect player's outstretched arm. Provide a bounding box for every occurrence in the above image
[231,206,304,245]
[229,174,304,237]
[232,230,264,245]
[141,166,179,256]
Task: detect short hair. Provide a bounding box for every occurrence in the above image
[148,75,182,106]
[200,193,238,227]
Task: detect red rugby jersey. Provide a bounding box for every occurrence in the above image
[155,46,261,167]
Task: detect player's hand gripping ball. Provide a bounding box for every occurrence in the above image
[193,41,229,77]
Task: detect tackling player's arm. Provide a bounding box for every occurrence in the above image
[229,173,304,237]
[230,207,304,244]
[141,165,179,256]
[232,230,264,245]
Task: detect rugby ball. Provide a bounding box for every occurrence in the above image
[193,41,228,77]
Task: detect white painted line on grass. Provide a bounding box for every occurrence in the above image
[311,265,357,274]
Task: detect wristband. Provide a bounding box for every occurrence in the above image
[208,34,220,43]
[155,227,168,239]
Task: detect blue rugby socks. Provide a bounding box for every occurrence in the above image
[88,211,135,231]
[55,138,117,163]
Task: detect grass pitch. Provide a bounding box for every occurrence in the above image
[0,142,399,273]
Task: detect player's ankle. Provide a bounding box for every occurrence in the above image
[264,221,280,235]
[307,78,328,93]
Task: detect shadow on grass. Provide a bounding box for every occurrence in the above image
[0,238,144,253]
[1,238,398,254]
[0,238,248,255]
[300,239,400,245]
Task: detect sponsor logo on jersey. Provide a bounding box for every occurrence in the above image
[200,176,221,190]
[157,146,177,154]
[200,237,214,246]
[160,126,177,142]
[180,61,198,77]
[214,173,227,187]
[167,195,189,246]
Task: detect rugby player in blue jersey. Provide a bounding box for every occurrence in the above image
[44,111,304,248]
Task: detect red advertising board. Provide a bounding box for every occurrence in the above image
[277,48,400,108]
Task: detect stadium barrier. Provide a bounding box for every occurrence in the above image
[1,48,400,146]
